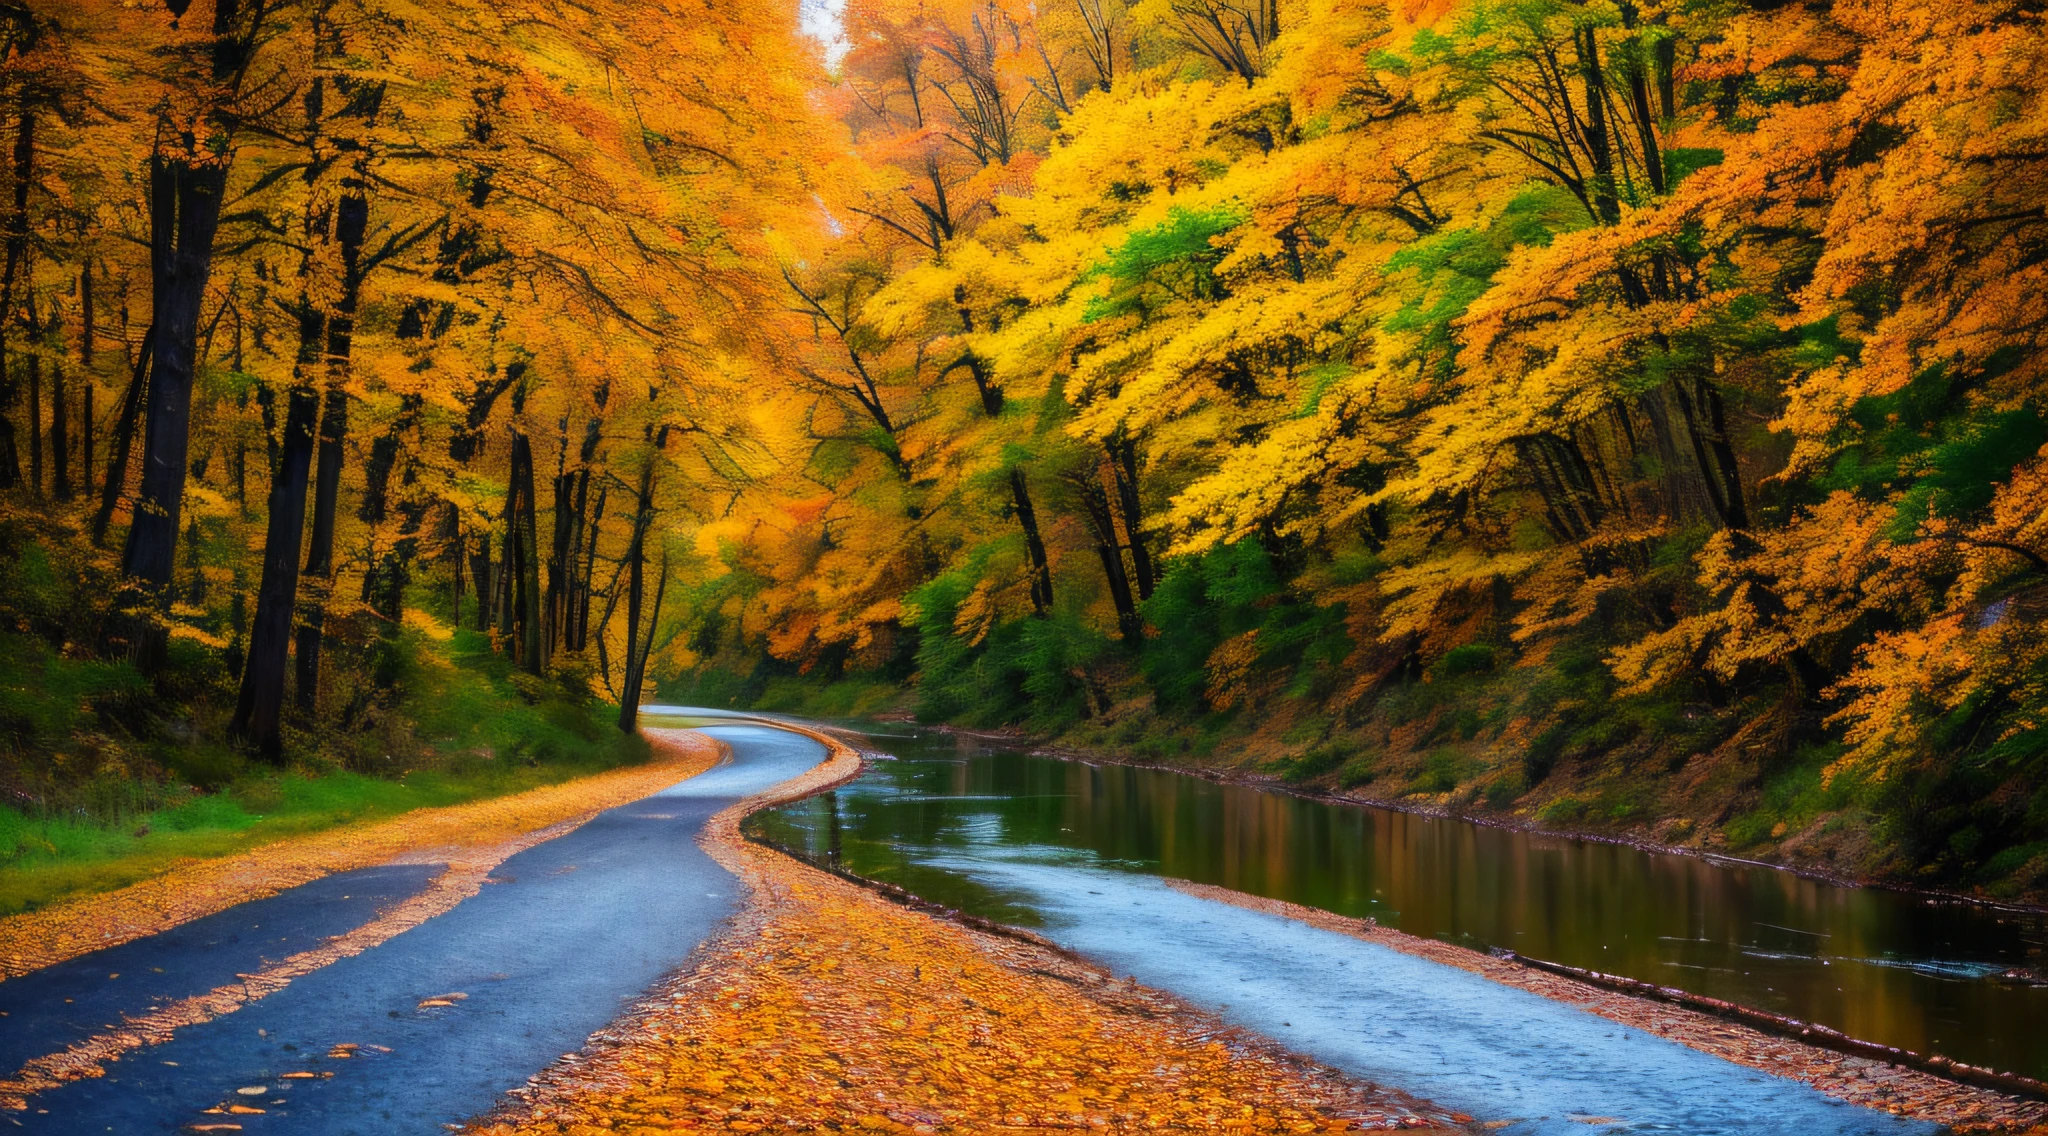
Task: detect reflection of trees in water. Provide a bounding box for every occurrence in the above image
[764,734,2048,1079]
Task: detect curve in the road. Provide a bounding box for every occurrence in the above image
[5,724,824,1136]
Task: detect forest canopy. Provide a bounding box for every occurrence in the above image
[4,0,2047,893]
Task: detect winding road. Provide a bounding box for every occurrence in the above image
[1,723,827,1135]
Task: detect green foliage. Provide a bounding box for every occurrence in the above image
[1136,541,1351,711]
[1433,644,1497,678]
[1266,739,1358,785]
[908,551,1113,727]
[1082,205,1248,322]
[0,632,149,758]
[1722,743,1868,849]
[1407,750,1467,795]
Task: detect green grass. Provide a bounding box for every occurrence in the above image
[0,617,651,917]
[1723,742,1866,849]
[745,675,911,720]
[0,761,629,916]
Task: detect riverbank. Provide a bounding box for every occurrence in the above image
[901,717,2048,922]
[1169,881,2047,1133]
[468,724,1477,1134]
[693,644,2048,909]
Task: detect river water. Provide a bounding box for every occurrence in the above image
[730,720,2048,1131]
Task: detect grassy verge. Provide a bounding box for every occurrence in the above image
[0,759,637,916]
[1,619,648,917]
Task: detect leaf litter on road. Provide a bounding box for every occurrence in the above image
[469,729,1475,1135]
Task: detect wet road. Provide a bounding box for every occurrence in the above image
[3,724,826,1135]
[938,854,1934,1136]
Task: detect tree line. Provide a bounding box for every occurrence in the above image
[687,0,2048,880]
[0,0,819,762]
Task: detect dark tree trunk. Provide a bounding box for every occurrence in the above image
[450,516,466,624]
[546,430,575,653]
[80,376,92,498]
[294,178,368,709]
[552,416,601,651]
[294,387,346,712]
[469,537,493,632]
[122,156,230,614]
[231,384,318,759]
[1108,434,1155,600]
[493,509,515,639]
[92,326,152,545]
[26,339,40,497]
[953,347,1053,612]
[1675,376,1749,530]
[1576,29,1621,224]
[79,262,92,366]
[618,549,671,734]
[51,361,67,500]
[358,430,398,523]
[80,263,93,497]
[509,430,543,673]
[0,95,31,492]
[1517,432,1606,544]
[617,458,656,733]
[119,0,257,626]
[1071,468,1140,644]
[571,484,607,651]
[1009,467,1054,615]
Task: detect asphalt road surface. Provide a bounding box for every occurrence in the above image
[2,723,827,1135]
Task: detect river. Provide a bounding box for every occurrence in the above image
[712,716,2048,1133]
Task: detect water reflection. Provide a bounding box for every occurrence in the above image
[747,726,2048,1078]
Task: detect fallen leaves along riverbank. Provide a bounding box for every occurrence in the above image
[0,732,723,981]
[1167,881,2048,1134]
[471,728,1475,1135]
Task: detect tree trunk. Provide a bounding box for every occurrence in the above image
[469,537,493,632]
[26,339,40,498]
[231,384,318,759]
[1517,432,1605,544]
[510,430,543,673]
[493,511,515,639]
[122,155,230,621]
[50,360,68,500]
[78,264,91,497]
[1670,377,1749,530]
[79,262,92,366]
[1575,29,1621,224]
[1009,467,1054,615]
[1071,467,1140,644]
[0,95,31,493]
[616,458,657,733]
[294,387,346,712]
[80,377,92,499]
[1109,434,1154,600]
[618,548,671,734]
[92,326,152,545]
[294,178,368,710]
[572,484,607,651]
[546,431,574,652]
